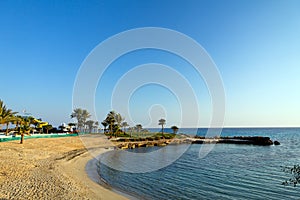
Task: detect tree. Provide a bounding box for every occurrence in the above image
[105,111,117,137]
[115,113,124,127]
[94,121,99,133]
[121,121,129,133]
[3,113,16,136]
[0,100,17,135]
[158,118,166,137]
[171,125,179,134]
[71,108,83,130]
[136,124,142,137]
[85,120,94,133]
[0,99,7,128]
[71,108,91,132]
[12,115,23,131]
[115,113,124,136]
[101,121,108,134]
[26,116,36,134]
[128,127,134,137]
[44,124,53,134]
[82,110,91,132]
[19,117,31,144]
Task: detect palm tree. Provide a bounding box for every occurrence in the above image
[71,108,83,130]
[115,113,124,127]
[94,121,99,133]
[82,110,91,132]
[105,111,117,137]
[4,114,17,136]
[71,108,91,132]
[44,124,53,134]
[19,117,31,144]
[136,124,142,137]
[101,121,108,134]
[171,125,179,134]
[121,121,129,133]
[0,100,17,135]
[26,116,36,134]
[158,118,166,138]
[12,115,23,131]
[85,120,94,133]
[128,127,134,138]
[0,99,6,128]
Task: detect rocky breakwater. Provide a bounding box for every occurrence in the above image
[192,136,280,146]
[217,136,280,145]
[111,136,280,150]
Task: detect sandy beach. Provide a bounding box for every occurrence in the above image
[0,135,128,200]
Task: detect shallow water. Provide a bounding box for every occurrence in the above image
[98,128,300,199]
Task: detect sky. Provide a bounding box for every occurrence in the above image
[0,0,299,128]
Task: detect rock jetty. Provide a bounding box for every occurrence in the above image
[111,136,280,150]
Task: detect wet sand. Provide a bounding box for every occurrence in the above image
[0,135,128,200]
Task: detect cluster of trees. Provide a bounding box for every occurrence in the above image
[70,108,99,133]
[0,99,180,143]
[0,99,53,143]
[101,111,134,137]
[70,109,132,135]
[0,100,17,136]
[100,111,178,138]
[70,109,179,138]
[101,111,122,136]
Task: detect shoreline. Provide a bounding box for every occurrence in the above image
[86,155,140,200]
[0,133,280,199]
[0,135,128,199]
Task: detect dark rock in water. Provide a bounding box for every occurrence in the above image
[218,136,274,146]
[274,141,280,145]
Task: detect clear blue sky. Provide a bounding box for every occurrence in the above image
[0,0,299,127]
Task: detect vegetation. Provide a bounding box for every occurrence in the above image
[99,112,179,140]
[0,99,60,143]
[19,117,32,144]
[0,100,18,136]
[44,124,53,134]
[171,125,179,134]
[94,121,99,133]
[128,126,134,137]
[70,108,91,132]
[115,113,124,127]
[102,111,130,137]
[158,118,166,137]
[101,120,108,133]
[121,121,129,133]
[153,133,176,140]
[85,120,95,133]
[105,111,117,136]
[1,100,176,143]
[135,124,142,133]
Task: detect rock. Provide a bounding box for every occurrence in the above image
[274,141,280,145]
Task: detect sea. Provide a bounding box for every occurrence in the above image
[97,128,300,200]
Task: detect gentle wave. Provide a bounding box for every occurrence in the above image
[98,128,300,200]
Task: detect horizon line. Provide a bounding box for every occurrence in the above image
[144,126,300,129]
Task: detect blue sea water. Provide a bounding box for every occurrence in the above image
[98,128,300,199]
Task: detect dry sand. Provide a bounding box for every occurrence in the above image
[0,135,128,200]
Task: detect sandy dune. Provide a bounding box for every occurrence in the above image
[0,135,128,200]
